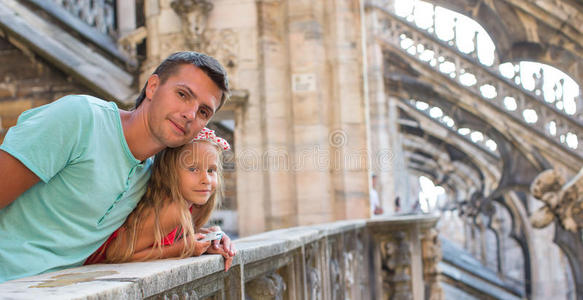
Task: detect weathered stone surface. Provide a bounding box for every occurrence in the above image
[0,216,438,300]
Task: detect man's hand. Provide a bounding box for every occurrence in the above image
[374,206,384,215]
[0,150,39,209]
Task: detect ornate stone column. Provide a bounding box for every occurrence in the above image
[365,3,396,215]
[369,215,441,300]
[421,229,444,300]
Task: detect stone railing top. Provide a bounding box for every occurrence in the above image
[0,215,438,299]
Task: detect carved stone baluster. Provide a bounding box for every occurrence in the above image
[355,233,368,299]
[305,243,321,300]
[552,78,564,105]
[421,229,444,300]
[381,231,412,300]
[533,67,544,97]
[449,17,458,48]
[495,82,506,110]
[52,0,116,37]
[246,272,287,300]
[574,94,583,120]
[343,232,357,300]
[330,259,342,300]
[430,5,436,35]
[470,31,479,61]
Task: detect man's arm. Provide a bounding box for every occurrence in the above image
[0,150,40,210]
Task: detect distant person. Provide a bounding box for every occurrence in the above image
[370,174,384,216]
[412,199,423,213]
[395,196,401,213]
[86,129,234,270]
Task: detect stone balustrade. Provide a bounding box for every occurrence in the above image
[0,215,440,300]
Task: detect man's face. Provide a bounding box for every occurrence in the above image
[145,64,222,148]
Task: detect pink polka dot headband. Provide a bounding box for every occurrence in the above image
[193,127,231,150]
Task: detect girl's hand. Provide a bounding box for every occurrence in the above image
[191,233,212,256]
[201,226,237,257]
[206,246,233,271]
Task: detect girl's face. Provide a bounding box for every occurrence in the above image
[177,141,219,206]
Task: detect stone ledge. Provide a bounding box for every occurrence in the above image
[0,216,437,299]
[0,219,369,299]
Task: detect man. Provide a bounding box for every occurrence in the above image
[0,52,234,282]
[370,174,384,216]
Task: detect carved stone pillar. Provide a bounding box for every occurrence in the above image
[366,4,397,214]
[421,229,444,300]
[246,272,287,300]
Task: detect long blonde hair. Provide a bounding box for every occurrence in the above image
[105,140,224,262]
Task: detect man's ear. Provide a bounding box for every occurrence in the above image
[145,74,160,101]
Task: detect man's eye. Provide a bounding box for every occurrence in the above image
[178,91,186,98]
[199,109,209,118]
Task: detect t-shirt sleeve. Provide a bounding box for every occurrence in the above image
[0,95,92,183]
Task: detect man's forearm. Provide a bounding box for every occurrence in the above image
[0,150,40,210]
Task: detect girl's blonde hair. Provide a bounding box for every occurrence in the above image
[105,140,224,262]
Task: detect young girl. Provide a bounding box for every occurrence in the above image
[86,128,235,270]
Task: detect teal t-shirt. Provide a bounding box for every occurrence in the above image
[0,95,152,282]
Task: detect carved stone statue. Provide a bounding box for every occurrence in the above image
[530,169,583,232]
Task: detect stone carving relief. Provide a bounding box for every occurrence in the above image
[330,258,342,300]
[246,272,287,300]
[343,251,355,300]
[170,0,214,50]
[530,169,583,232]
[305,243,321,300]
[421,229,444,300]
[381,231,412,300]
[202,29,238,66]
[170,1,239,87]
[202,29,239,85]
